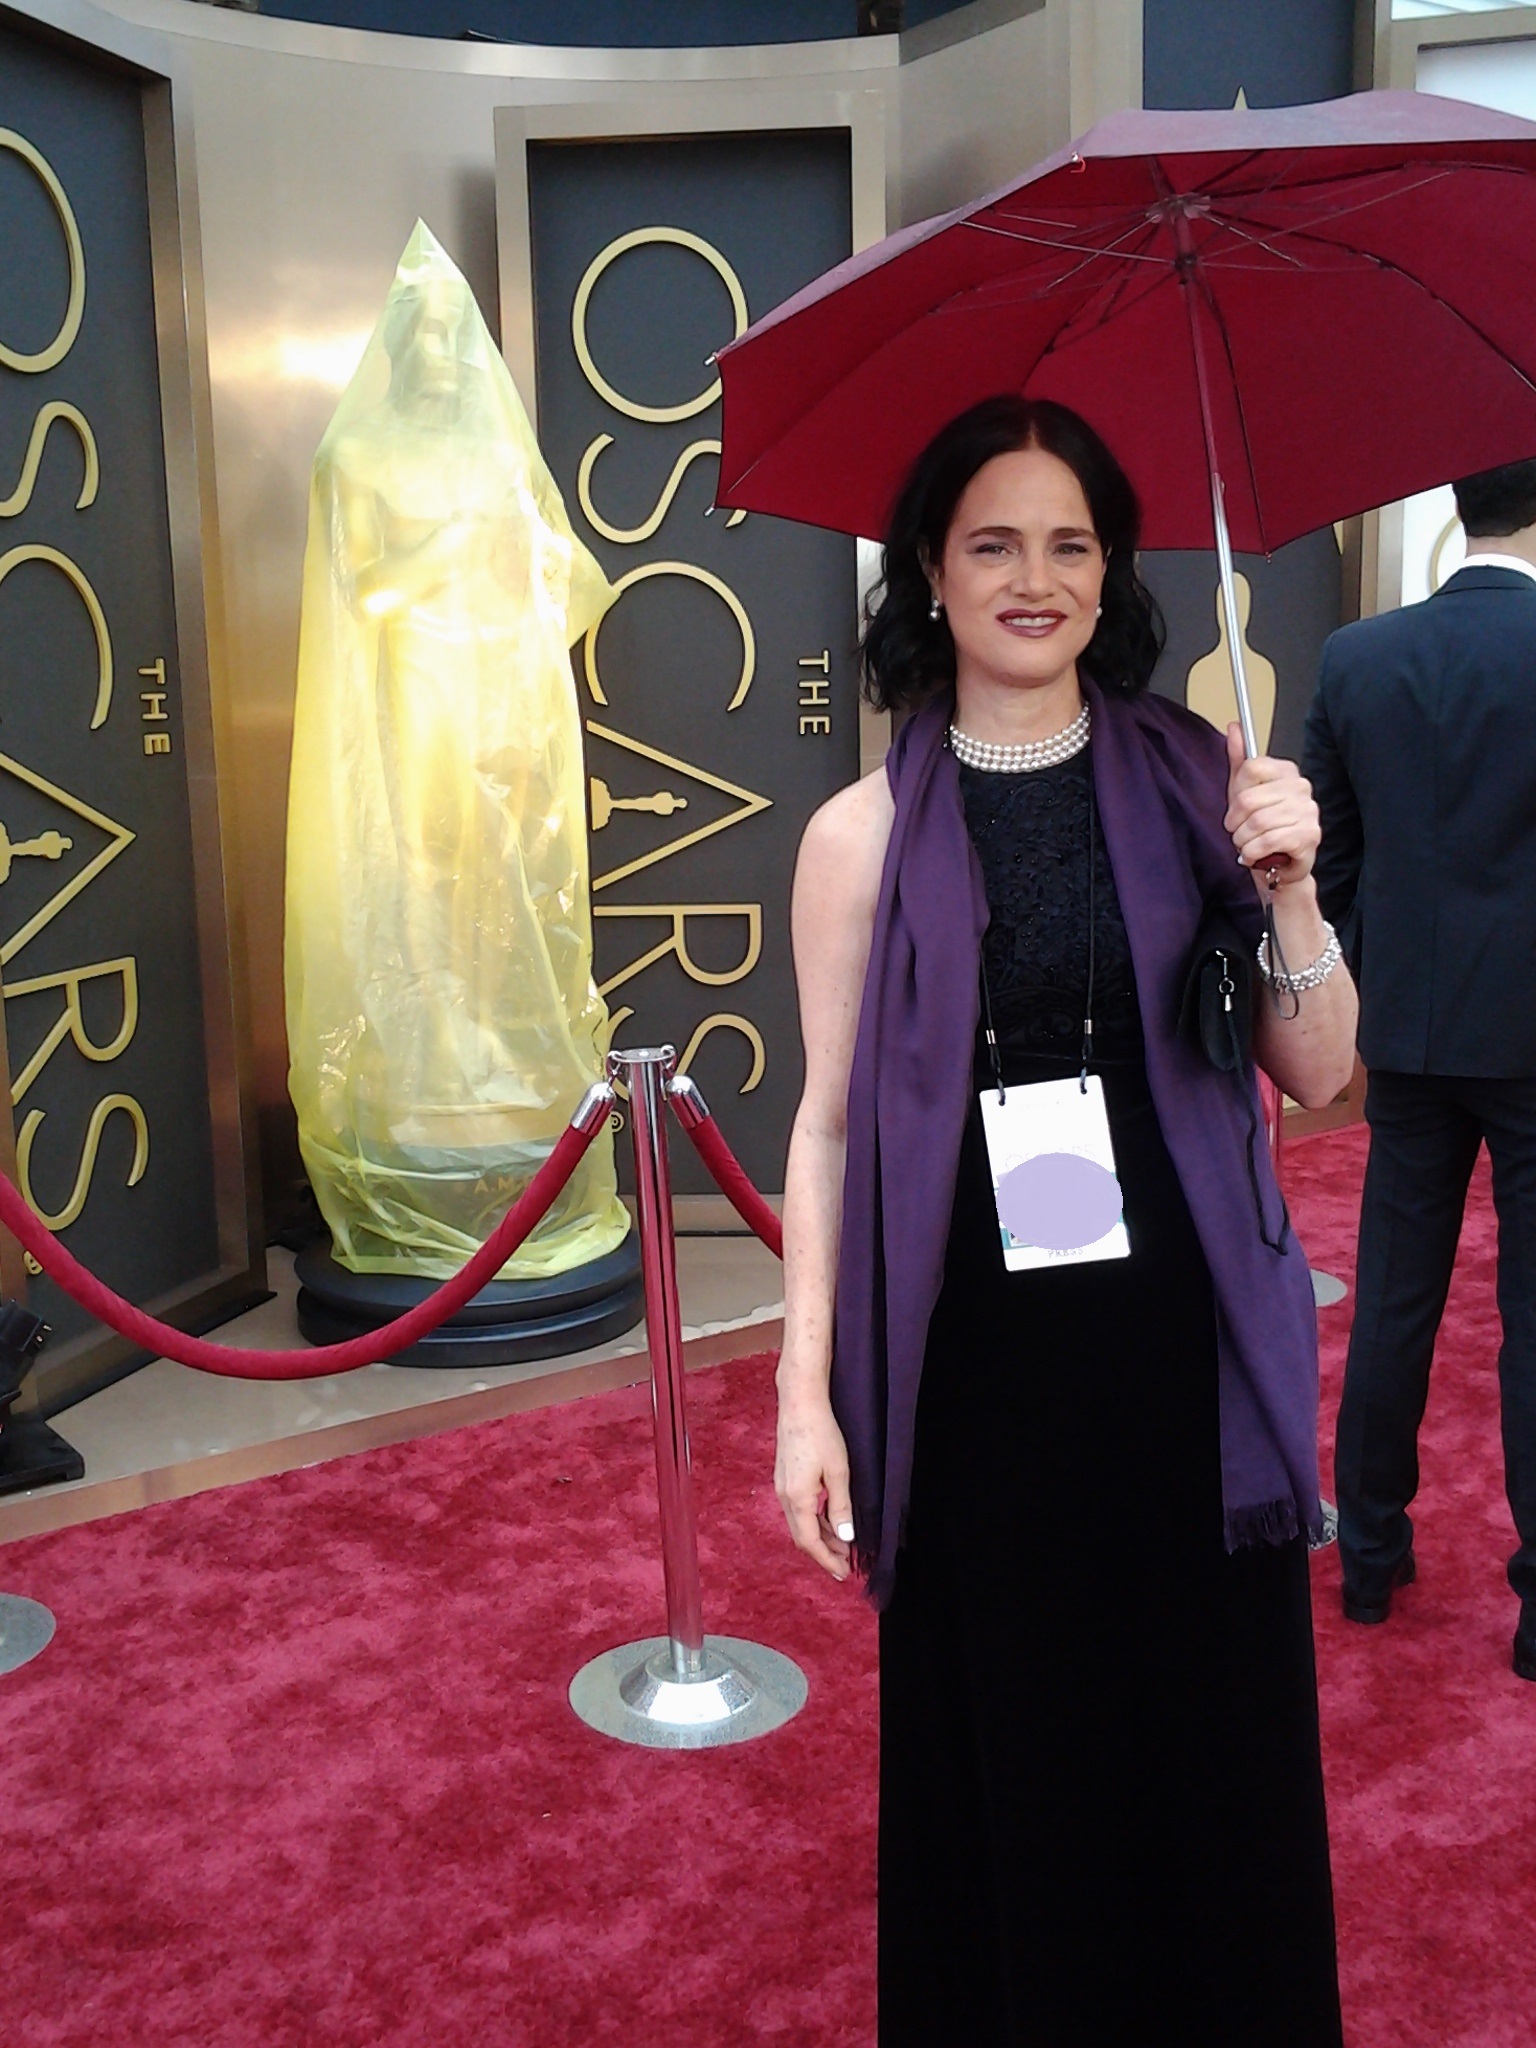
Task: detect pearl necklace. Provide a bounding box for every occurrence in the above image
[948,702,1091,773]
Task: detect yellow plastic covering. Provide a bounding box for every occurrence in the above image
[284,221,627,1279]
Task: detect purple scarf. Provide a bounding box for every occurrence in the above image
[832,682,1324,1608]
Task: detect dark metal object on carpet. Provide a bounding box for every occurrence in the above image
[0,1594,56,1677]
[293,1230,643,1367]
[0,1302,83,1499]
[569,1049,807,1749]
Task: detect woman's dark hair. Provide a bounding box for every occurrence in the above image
[861,395,1165,713]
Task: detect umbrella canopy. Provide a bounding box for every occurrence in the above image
[715,90,1536,555]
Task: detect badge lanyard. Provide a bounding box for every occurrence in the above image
[977,776,1129,1271]
[980,779,1099,1101]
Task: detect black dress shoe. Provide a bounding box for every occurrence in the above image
[1341,1549,1417,1626]
[1515,1611,1536,1683]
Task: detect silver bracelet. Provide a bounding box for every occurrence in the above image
[1256,920,1342,996]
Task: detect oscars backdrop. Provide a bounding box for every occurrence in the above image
[0,10,259,1404]
[515,128,861,1195]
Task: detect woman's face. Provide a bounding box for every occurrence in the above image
[933,446,1106,695]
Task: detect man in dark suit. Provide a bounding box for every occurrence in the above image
[1304,458,1536,1683]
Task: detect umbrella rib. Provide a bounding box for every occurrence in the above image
[961,220,1169,271]
[1076,216,1177,333]
[1192,262,1272,559]
[1197,213,1310,270]
[1211,168,1466,246]
[951,214,1170,324]
[1047,252,1189,352]
[1197,148,1269,199]
[1207,157,1529,205]
[1272,221,1536,401]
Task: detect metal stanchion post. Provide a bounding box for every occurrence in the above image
[568,1046,807,1748]
[628,1047,704,1680]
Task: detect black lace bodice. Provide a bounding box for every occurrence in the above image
[959,745,1144,1066]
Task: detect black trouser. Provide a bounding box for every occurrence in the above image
[1335,1070,1536,1614]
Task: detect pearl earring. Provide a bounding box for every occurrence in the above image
[1094,604,1103,619]
[929,595,943,621]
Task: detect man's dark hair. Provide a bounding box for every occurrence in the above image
[861,395,1165,714]
[1452,458,1536,537]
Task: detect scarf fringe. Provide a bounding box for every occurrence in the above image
[1223,1497,1316,1551]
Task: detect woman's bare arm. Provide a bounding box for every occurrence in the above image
[774,766,893,1580]
[1249,877,1359,1109]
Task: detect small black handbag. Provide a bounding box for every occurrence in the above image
[1178,907,1255,1075]
[1179,906,1291,1253]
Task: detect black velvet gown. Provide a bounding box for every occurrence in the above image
[877,747,1344,2047]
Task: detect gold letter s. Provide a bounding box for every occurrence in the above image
[18,1093,149,1232]
[576,434,743,545]
[0,402,99,518]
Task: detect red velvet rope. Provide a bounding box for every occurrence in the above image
[0,1118,603,1380]
[677,1112,784,1261]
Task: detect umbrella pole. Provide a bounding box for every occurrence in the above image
[1175,258,1261,761]
[1205,474,1260,762]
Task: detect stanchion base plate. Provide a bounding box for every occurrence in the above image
[569,1634,808,1749]
[0,1593,56,1676]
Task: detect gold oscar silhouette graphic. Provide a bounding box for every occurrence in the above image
[1185,571,1277,754]
[0,822,71,886]
[588,778,687,832]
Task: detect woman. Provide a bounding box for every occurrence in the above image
[776,397,1357,2045]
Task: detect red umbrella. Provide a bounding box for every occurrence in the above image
[715,89,1536,754]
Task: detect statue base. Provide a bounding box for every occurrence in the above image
[294,1229,643,1367]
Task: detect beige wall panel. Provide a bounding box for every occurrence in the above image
[899,6,1064,223]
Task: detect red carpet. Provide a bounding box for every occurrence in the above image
[0,1127,1530,2045]
[1285,1125,1535,2048]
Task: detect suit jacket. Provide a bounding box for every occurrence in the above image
[1303,564,1536,1077]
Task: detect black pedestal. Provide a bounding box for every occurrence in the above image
[293,1229,643,1367]
[0,1412,86,1497]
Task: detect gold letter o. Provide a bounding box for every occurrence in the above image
[572,227,747,424]
[0,130,87,374]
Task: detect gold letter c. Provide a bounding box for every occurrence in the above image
[0,545,113,728]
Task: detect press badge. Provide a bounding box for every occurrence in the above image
[978,1074,1130,1272]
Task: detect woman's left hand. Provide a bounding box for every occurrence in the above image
[1223,723,1320,892]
